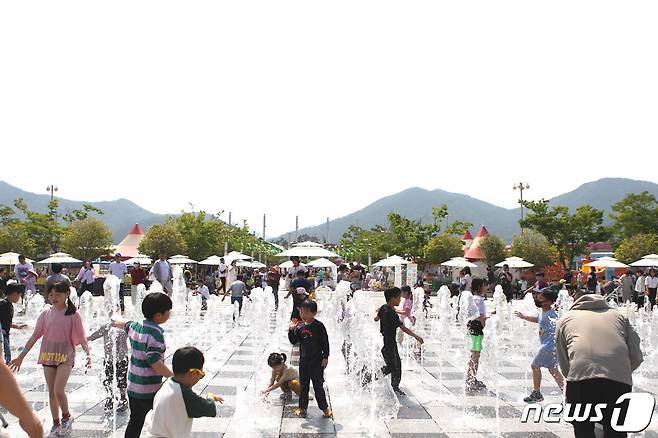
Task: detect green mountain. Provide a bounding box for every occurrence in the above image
[281,178,658,243]
[0,181,170,242]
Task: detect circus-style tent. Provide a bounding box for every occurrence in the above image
[464,226,489,260]
[114,224,145,258]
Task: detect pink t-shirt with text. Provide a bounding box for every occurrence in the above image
[33,307,86,367]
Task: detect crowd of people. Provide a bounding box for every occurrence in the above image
[0,252,653,438]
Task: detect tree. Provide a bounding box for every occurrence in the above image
[62,204,104,224]
[479,235,507,267]
[13,198,63,256]
[0,225,35,256]
[614,233,658,264]
[520,199,608,268]
[61,218,113,261]
[444,220,474,237]
[174,213,223,261]
[424,235,463,265]
[511,230,557,269]
[610,192,658,240]
[139,222,186,259]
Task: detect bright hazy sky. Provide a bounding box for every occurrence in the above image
[1,1,657,238]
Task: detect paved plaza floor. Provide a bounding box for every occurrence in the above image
[2,291,657,438]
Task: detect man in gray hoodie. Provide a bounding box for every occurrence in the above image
[556,292,643,438]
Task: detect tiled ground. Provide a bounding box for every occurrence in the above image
[2,291,657,437]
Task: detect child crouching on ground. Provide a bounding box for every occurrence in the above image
[288,300,332,418]
[261,352,300,400]
[148,347,223,438]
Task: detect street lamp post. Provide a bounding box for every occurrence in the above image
[46,185,58,202]
[513,182,530,231]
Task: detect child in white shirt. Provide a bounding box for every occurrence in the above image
[260,352,300,401]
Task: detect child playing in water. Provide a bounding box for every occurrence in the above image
[288,300,331,418]
[261,352,301,400]
[87,319,129,413]
[193,278,210,311]
[465,277,487,392]
[514,288,564,403]
[148,347,223,438]
[10,281,92,437]
[396,286,415,344]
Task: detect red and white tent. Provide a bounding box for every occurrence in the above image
[461,230,473,251]
[464,226,489,260]
[114,224,145,258]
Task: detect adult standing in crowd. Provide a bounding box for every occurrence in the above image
[619,270,634,304]
[556,291,643,438]
[0,267,7,295]
[217,257,228,294]
[266,267,281,311]
[152,253,173,295]
[634,270,646,307]
[109,253,128,311]
[498,264,513,302]
[645,268,658,308]
[45,263,71,293]
[14,255,35,296]
[75,261,95,297]
[460,267,472,292]
[586,267,598,292]
[129,262,147,307]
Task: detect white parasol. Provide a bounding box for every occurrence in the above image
[0,252,34,265]
[279,260,306,269]
[168,255,198,265]
[584,256,628,269]
[629,255,658,268]
[495,256,535,268]
[308,258,337,268]
[37,252,83,264]
[199,255,224,266]
[124,255,153,265]
[441,257,477,268]
[276,246,339,258]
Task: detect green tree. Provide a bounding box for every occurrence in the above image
[174,213,223,261]
[13,198,63,255]
[424,235,463,264]
[0,225,35,256]
[61,218,113,261]
[62,204,104,224]
[139,222,186,259]
[444,220,474,237]
[614,233,658,264]
[510,230,556,269]
[479,235,507,266]
[610,192,658,240]
[520,199,608,268]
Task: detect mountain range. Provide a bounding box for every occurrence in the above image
[1,178,657,243]
[278,178,658,243]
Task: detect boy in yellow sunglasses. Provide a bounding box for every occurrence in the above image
[148,347,223,438]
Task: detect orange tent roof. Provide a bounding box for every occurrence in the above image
[114,224,144,258]
[464,225,489,260]
[462,230,473,241]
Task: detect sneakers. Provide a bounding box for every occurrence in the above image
[103,397,114,412]
[523,390,544,403]
[59,416,74,435]
[323,408,333,418]
[392,387,406,397]
[47,425,60,438]
[117,397,129,413]
[465,379,487,392]
[279,392,292,401]
[293,408,307,418]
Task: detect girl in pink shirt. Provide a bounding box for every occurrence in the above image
[10,281,91,436]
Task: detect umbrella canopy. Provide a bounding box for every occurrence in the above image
[223,251,253,263]
[584,256,628,269]
[308,258,337,268]
[293,241,323,247]
[168,255,198,265]
[199,255,224,266]
[0,252,34,265]
[37,252,83,264]
[276,246,339,258]
[629,256,658,267]
[279,260,306,269]
[374,255,412,267]
[495,256,535,268]
[441,257,477,268]
[124,255,153,265]
[238,260,266,269]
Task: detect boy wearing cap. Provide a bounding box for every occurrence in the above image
[109,254,128,312]
[148,347,223,438]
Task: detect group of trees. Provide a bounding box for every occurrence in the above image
[138,211,277,262]
[0,199,277,263]
[339,191,658,270]
[0,198,113,261]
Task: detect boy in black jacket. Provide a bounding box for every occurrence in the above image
[288,300,331,418]
[375,287,424,396]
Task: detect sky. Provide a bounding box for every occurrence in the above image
[1,1,657,238]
